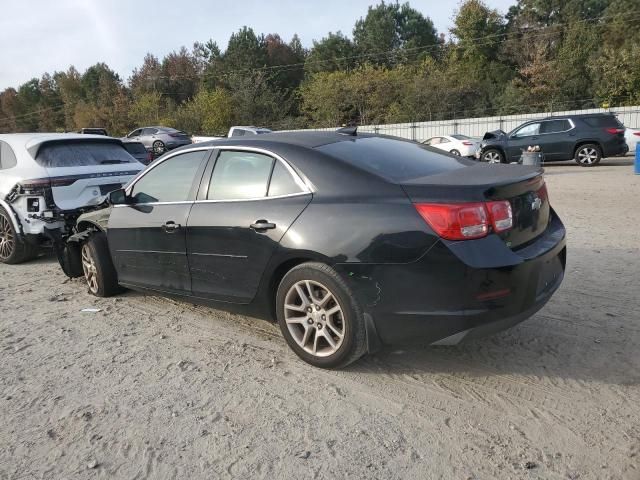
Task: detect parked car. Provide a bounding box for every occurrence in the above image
[124,126,192,155]
[228,126,272,137]
[422,134,480,157]
[62,130,566,369]
[192,135,226,143]
[476,113,627,166]
[624,127,640,155]
[78,128,108,136]
[122,141,153,165]
[0,134,144,264]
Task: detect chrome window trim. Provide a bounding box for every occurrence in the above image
[121,144,313,206]
[211,146,314,196]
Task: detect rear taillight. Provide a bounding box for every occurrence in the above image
[486,200,513,232]
[415,199,514,241]
[634,132,640,137]
[604,127,625,135]
[415,203,489,240]
[20,177,75,189]
[462,141,474,146]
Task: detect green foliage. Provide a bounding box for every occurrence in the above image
[1,0,639,134]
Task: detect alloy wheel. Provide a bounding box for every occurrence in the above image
[284,280,345,357]
[0,213,15,260]
[577,147,598,165]
[483,151,502,164]
[81,244,99,294]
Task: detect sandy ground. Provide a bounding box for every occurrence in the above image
[1,158,639,480]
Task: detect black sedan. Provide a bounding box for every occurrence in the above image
[62,130,566,368]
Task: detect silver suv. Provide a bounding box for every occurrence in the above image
[124,126,192,155]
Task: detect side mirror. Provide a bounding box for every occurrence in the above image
[108,188,128,205]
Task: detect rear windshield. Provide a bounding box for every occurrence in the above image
[582,116,622,128]
[36,141,136,168]
[451,134,471,140]
[123,143,147,155]
[316,136,470,182]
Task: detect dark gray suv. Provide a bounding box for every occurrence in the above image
[477,113,628,166]
[124,126,192,155]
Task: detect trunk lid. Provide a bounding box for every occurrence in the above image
[402,164,550,249]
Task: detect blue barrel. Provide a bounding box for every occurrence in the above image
[636,148,640,175]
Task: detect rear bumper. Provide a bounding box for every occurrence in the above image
[337,211,566,347]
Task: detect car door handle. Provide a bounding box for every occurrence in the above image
[162,221,181,233]
[250,220,276,231]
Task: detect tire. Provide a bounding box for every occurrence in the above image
[0,206,38,264]
[450,149,461,156]
[481,148,504,164]
[574,143,602,167]
[80,232,120,297]
[276,262,367,369]
[56,243,84,278]
[152,140,165,155]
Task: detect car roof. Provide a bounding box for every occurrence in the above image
[191,130,379,150]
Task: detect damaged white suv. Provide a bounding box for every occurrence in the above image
[0,133,144,264]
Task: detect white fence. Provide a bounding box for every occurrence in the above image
[291,105,640,141]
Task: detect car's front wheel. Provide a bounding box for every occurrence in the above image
[152,140,166,155]
[81,233,120,297]
[276,262,367,369]
[0,207,38,264]
[575,144,602,167]
[481,148,504,164]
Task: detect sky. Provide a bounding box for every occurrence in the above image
[0,0,516,90]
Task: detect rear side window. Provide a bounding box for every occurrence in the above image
[131,150,207,203]
[208,151,274,200]
[582,116,622,128]
[36,142,136,167]
[0,141,17,169]
[268,161,303,197]
[316,137,469,182]
[540,119,571,133]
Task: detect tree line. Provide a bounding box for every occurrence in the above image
[0,0,638,137]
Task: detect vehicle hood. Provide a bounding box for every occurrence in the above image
[482,130,507,141]
[77,205,113,231]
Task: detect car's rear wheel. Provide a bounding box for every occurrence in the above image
[81,233,120,297]
[276,262,366,369]
[450,149,461,156]
[481,149,504,164]
[575,144,601,167]
[0,207,38,264]
[152,140,166,155]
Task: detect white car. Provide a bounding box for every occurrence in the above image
[422,134,480,157]
[0,133,144,264]
[625,128,640,155]
[228,126,272,137]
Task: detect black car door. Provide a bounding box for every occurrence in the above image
[506,122,541,161]
[107,149,210,294]
[186,148,312,303]
[538,119,574,160]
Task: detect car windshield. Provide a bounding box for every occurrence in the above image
[451,134,471,140]
[316,136,471,182]
[36,141,136,167]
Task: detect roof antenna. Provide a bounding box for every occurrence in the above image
[336,126,357,136]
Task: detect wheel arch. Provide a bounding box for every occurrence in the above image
[0,199,22,236]
[482,145,506,159]
[573,140,603,157]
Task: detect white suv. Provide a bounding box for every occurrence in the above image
[0,133,144,264]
